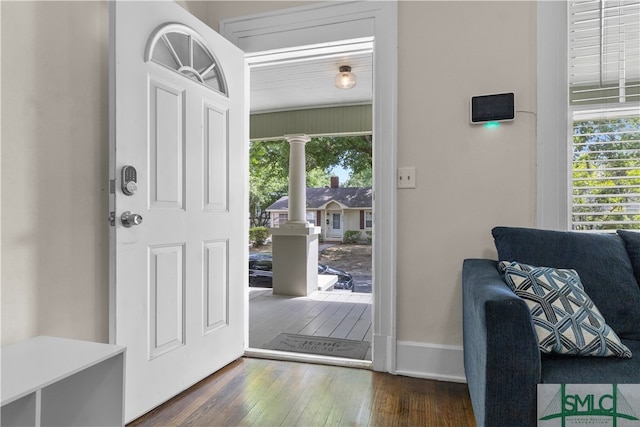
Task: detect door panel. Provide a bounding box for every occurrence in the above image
[149,244,185,358]
[203,100,228,211]
[204,240,229,333]
[109,1,246,422]
[148,78,185,210]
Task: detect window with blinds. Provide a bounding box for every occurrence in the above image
[570,0,640,230]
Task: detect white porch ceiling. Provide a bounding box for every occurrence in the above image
[249,41,373,114]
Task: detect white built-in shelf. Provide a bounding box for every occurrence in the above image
[1,335,125,426]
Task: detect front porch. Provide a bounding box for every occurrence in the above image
[248,289,373,361]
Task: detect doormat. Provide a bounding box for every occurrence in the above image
[264,333,370,360]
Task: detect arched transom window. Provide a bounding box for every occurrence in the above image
[145,23,227,95]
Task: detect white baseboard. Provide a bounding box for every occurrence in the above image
[372,334,396,373]
[395,341,466,383]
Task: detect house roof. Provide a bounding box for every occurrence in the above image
[267,187,373,211]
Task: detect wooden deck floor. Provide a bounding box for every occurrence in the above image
[249,289,373,360]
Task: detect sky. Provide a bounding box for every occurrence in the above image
[330,165,351,185]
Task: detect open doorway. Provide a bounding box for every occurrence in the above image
[247,136,373,363]
[221,0,398,374]
[245,41,374,365]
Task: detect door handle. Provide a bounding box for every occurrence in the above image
[121,211,143,228]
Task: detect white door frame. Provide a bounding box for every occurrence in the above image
[221,1,398,374]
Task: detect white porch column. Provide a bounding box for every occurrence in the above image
[269,134,321,296]
[284,134,311,226]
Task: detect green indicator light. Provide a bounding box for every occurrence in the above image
[484,121,500,129]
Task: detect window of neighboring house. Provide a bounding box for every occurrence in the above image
[306,211,316,224]
[365,211,373,229]
[275,213,288,226]
[569,0,640,231]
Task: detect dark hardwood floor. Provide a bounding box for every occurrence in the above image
[129,357,476,427]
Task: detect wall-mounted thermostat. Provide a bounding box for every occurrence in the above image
[470,92,515,124]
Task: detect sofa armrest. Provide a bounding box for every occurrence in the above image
[462,259,541,427]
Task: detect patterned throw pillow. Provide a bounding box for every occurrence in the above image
[497,261,632,358]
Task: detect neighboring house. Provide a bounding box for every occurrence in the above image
[267,177,372,242]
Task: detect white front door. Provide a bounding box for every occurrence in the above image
[109,1,246,422]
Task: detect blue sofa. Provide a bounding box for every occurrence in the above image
[462,226,640,427]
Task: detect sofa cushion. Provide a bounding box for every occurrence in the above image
[542,338,640,384]
[493,227,640,340]
[617,230,640,287]
[498,261,631,358]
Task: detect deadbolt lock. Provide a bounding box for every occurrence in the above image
[121,165,138,196]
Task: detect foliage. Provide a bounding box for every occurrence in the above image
[249,135,373,226]
[307,168,333,187]
[249,227,269,247]
[344,166,372,187]
[572,116,640,230]
[343,230,361,244]
[249,142,289,227]
[304,135,372,175]
[365,230,372,244]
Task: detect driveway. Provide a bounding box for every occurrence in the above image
[251,242,373,293]
[319,244,372,294]
[352,275,372,293]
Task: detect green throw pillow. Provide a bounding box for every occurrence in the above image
[498,261,631,358]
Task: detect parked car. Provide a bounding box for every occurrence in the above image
[249,253,353,290]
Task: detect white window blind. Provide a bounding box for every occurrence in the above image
[570,0,640,230]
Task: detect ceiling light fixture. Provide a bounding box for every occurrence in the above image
[335,65,357,89]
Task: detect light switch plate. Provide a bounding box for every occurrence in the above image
[397,167,416,189]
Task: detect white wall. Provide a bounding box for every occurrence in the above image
[1,0,538,370]
[396,1,537,346]
[343,210,362,235]
[2,1,110,345]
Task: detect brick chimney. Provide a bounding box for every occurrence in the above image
[330,176,339,188]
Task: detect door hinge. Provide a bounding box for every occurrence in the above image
[109,212,116,226]
[109,179,116,194]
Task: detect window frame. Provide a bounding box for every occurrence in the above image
[145,23,228,94]
[274,212,288,227]
[538,1,640,232]
[537,1,570,231]
[306,211,317,224]
[568,0,640,231]
[365,210,373,229]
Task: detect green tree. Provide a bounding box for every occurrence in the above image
[344,166,372,187]
[572,117,640,230]
[306,168,333,187]
[304,135,372,175]
[249,141,288,227]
